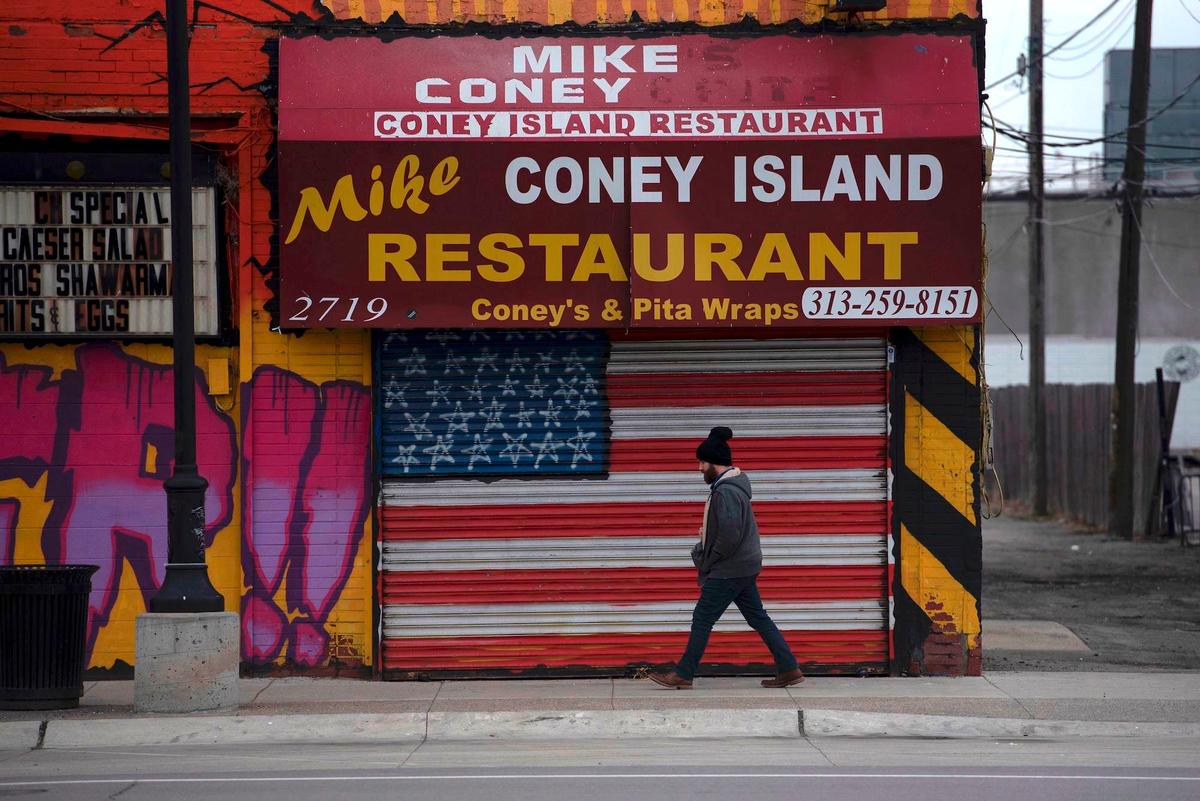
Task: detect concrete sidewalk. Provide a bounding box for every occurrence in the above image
[2,671,1198,747]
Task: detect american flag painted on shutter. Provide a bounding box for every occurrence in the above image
[378,331,890,677]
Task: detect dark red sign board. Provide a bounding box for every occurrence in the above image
[279,34,982,329]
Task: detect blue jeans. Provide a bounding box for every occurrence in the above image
[674,575,798,681]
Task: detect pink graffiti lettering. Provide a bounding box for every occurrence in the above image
[0,345,371,670]
[0,345,236,661]
[240,366,371,666]
[0,357,59,564]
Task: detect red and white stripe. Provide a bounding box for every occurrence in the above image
[380,336,890,674]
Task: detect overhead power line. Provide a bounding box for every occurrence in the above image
[984,71,1200,149]
[1179,0,1200,25]
[992,123,1200,153]
[985,0,1128,91]
[1047,2,1136,60]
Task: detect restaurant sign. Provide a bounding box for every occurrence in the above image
[0,186,219,336]
[279,34,982,328]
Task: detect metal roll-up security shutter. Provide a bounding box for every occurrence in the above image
[378,331,888,678]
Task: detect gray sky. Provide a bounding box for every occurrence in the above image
[983,0,1200,193]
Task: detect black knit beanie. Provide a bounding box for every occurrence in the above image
[696,426,734,465]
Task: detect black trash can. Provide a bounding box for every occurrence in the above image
[0,565,99,710]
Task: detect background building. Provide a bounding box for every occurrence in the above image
[1104,47,1200,190]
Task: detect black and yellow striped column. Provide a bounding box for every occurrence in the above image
[889,326,983,676]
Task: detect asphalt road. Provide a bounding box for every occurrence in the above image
[1,770,1198,801]
[2,738,1199,801]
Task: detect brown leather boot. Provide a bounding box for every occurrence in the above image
[761,668,805,688]
[648,670,693,689]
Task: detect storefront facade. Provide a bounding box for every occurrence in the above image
[0,0,984,678]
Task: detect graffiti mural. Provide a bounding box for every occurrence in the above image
[0,344,372,671]
[0,358,59,567]
[0,344,237,664]
[241,367,372,666]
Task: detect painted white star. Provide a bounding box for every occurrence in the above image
[504,331,527,342]
[439,402,474,435]
[567,428,596,469]
[403,412,431,441]
[425,379,451,408]
[443,352,467,376]
[500,433,532,466]
[382,375,407,409]
[400,347,427,377]
[468,332,492,343]
[533,432,563,470]
[554,376,581,404]
[422,435,456,471]
[464,434,493,471]
[482,398,506,431]
[473,348,500,372]
[499,375,520,397]
[539,399,563,429]
[563,349,586,373]
[526,375,546,399]
[466,376,485,404]
[514,401,535,429]
[581,375,600,397]
[428,330,461,345]
[391,443,419,473]
[536,352,557,373]
[573,399,592,420]
[506,350,530,372]
[384,332,408,347]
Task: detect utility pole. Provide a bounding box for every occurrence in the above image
[1028,0,1048,516]
[1110,0,1154,539]
[148,0,223,612]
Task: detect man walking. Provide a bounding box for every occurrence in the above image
[648,426,805,690]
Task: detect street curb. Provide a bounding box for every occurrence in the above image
[11,709,800,748]
[0,720,42,750]
[6,708,1200,749]
[427,709,802,740]
[41,713,427,748]
[801,709,1200,739]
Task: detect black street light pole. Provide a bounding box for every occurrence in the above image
[149,0,223,613]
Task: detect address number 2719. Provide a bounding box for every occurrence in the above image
[288,295,389,323]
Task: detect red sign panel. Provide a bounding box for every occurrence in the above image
[279,34,982,329]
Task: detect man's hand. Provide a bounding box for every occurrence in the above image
[691,540,704,567]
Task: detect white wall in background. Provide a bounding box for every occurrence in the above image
[983,336,1200,451]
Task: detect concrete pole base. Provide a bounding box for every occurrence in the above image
[135,612,239,714]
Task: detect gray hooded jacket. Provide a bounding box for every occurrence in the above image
[690,470,763,584]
